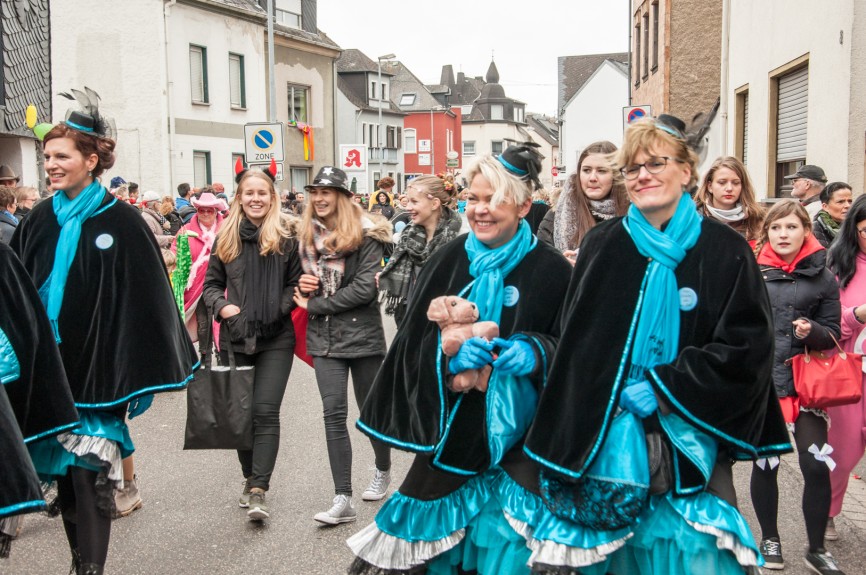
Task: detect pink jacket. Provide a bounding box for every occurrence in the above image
[172,214,224,314]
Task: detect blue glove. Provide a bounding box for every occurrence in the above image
[449,337,494,374]
[491,337,537,376]
[128,394,154,419]
[619,380,658,418]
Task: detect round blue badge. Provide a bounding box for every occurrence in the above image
[504,286,520,307]
[95,233,114,250]
[679,287,697,311]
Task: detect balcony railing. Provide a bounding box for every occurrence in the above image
[368,147,399,163]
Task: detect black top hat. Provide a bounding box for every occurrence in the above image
[305,167,353,196]
[58,87,116,140]
[497,142,544,190]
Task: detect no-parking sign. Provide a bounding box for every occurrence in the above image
[623,105,652,129]
[244,122,285,164]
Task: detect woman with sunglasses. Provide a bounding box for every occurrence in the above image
[522,116,790,575]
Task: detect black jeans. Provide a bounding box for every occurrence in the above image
[220,348,293,491]
[196,299,213,359]
[314,355,390,495]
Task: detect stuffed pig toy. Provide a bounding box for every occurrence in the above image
[427,295,499,392]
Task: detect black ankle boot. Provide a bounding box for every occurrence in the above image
[78,563,104,575]
[68,549,80,575]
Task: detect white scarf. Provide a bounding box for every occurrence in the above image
[187,221,217,290]
[706,203,745,223]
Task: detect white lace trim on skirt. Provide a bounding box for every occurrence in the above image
[346,521,465,571]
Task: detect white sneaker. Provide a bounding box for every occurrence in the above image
[313,494,356,525]
[361,469,391,501]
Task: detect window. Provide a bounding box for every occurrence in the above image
[290,167,309,192]
[404,129,417,153]
[513,107,524,123]
[370,81,377,99]
[735,87,749,165]
[773,65,809,197]
[463,141,476,156]
[490,104,504,120]
[369,124,377,147]
[386,126,399,148]
[229,53,246,108]
[287,84,308,123]
[400,93,416,106]
[491,141,503,155]
[275,0,301,29]
[381,83,388,101]
[461,105,473,116]
[361,122,367,145]
[189,45,208,103]
[651,2,659,70]
[193,151,211,188]
[634,23,641,85]
[643,12,649,78]
[231,153,245,189]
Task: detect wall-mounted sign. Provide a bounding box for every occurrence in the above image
[339,144,368,172]
[250,162,284,181]
[418,139,431,152]
[418,153,431,166]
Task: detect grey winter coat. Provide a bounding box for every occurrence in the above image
[0,211,17,244]
[305,219,392,359]
[761,249,841,398]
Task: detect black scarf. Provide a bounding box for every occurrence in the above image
[239,218,284,340]
[379,208,458,321]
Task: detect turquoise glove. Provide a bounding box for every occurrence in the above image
[128,394,154,419]
[619,380,658,418]
[491,337,537,376]
[449,337,494,374]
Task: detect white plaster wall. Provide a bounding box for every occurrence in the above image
[561,62,628,176]
[336,90,359,147]
[462,122,524,158]
[167,4,267,189]
[726,0,855,197]
[51,0,168,190]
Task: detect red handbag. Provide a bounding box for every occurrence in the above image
[791,333,863,409]
[291,307,314,367]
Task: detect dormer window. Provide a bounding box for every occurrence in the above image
[490,104,504,120]
[400,93,416,106]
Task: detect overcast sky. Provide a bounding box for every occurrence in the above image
[318,1,630,117]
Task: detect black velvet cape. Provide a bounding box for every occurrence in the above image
[358,235,573,474]
[0,242,79,517]
[10,193,198,408]
[525,218,792,489]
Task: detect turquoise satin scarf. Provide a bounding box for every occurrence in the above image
[622,193,701,372]
[464,218,535,324]
[39,180,107,342]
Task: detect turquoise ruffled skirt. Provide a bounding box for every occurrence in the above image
[28,409,134,481]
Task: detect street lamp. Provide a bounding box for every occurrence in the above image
[377,53,396,189]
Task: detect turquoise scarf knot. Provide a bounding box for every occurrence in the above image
[39,180,107,342]
[464,219,535,324]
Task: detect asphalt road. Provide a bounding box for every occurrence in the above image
[5,316,866,574]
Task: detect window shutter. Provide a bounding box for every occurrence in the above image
[776,67,808,162]
[229,55,242,106]
[190,48,203,102]
[742,95,749,165]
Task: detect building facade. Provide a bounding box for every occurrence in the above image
[724,0,866,198]
[0,0,50,189]
[557,53,629,181]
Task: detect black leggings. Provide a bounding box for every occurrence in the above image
[750,410,831,552]
[314,355,390,495]
[220,348,294,491]
[57,467,111,567]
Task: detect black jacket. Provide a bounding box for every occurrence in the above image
[811,212,838,249]
[537,209,555,247]
[204,231,302,355]
[305,218,392,359]
[761,249,841,398]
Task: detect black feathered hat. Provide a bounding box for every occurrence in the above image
[58,87,116,140]
[496,142,544,190]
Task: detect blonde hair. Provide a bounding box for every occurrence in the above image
[215,171,291,263]
[406,175,453,215]
[14,186,38,203]
[752,199,811,258]
[158,195,175,216]
[616,119,699,189]
[694,156,764,240]
[463,155,533,208]
[298,189,365,254]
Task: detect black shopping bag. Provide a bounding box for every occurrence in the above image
[183,329,254,450]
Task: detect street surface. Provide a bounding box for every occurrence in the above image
[5,316,866,574]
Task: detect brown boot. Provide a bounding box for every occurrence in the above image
[114,475,143,518]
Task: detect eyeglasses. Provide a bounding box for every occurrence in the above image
[620,156,685,180]
[857,227,866,239]
[197,208,217,214]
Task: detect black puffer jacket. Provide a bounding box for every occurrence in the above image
[761,249,841,398]
[537,209,555,247]
[305,218,392,358]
